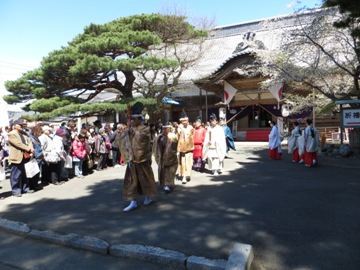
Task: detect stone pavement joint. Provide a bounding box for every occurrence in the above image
[0,217,253,269]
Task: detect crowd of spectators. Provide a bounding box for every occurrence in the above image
[0,115,236,197]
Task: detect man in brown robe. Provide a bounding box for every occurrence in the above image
[122,102,157,212]
[153,113,178,193]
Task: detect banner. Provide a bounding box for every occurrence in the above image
[224,81,238,104]
[268,83,283,102]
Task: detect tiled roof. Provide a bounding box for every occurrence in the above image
[177,8,335,84]
[210,9,327,38]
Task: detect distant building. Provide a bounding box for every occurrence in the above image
[159,8,338,141]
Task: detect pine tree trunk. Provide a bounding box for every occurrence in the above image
[348,128,360,150]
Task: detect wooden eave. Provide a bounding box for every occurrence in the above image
[194,53,256,94]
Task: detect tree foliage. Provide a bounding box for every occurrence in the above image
[323,0,360,90]
[23,98,157,121]
[252,7,359,116]
[4,13,207,118]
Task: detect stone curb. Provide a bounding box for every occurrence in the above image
[27,229,110,255]
[0,218,31,236]
[226,243,254,270]
[0,218,253,269]
[187,255,227,270]
[110,244,187,268]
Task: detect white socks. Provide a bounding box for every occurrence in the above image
[123,200,137,212]
[123,197,154,211]
[143,196,152,205]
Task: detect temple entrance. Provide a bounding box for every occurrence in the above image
[248,107,272,128]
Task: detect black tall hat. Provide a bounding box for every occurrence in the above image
[162,111,172,128]
[209,113,217,122]
[195,116,202,123]
[179,109,188,121]
[131,102,144,117]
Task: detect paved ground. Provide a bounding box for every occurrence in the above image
[0,142,359,270]
[0,231,162,270]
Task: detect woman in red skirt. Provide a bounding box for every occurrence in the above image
[304,119,319,167]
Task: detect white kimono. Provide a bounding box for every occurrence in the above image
[288,126,301,154]
[202,125,227,171]
[269,125,281,150]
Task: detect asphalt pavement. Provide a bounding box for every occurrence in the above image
[0,231,162,270]
[0,142,359,270]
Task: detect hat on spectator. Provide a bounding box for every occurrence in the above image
[13,119,24,126]
[42,125,53,132]
[55,128,66,136]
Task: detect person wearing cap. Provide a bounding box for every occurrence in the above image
[202,113,227,176]
[177,109,194,184]
[122,102,157,211]
[193,116,207,172]
[7,119,35,196]
[153,113,178,193]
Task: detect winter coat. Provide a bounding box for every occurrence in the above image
[72,139,86,159]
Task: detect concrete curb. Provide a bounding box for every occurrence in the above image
[0,218,253,269]
[187,255,227,270]
[110,244,187,268]
[226,243,254,270]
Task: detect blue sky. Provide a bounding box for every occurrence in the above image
[0,0,322,99]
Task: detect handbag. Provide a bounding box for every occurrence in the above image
[24,158,40,178]
[64,154,73,168]
[87,155,94,169]
[45,152,60,163]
